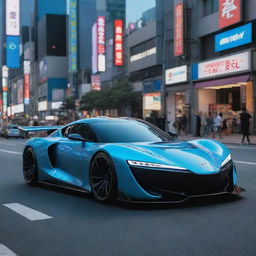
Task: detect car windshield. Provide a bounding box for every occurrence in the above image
[8,125,18,129]
[90,120,171,143]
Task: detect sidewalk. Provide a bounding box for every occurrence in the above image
[177,133,256,145]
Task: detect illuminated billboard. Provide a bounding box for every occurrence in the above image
[219,0,241,29]
[174,0,184,56]
[97,16,106,72]
[114,20,123,66]
[92,22,97,74]
[6,36,20,68]
[69,0,77,72]
[6,0,20,36]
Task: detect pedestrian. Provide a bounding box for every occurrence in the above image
[206,112,214,136]
[212,112,222,139]
[196,112,201,137]
[202,113,207,136]
[240,107,251,144]
[180,113,187,135]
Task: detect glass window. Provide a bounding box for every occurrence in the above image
[90,120,171,143]
[204,0,219,16]
[63,124,96,141]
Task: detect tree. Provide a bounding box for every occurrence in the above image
[62,97,76,111]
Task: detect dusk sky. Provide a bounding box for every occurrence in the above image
[126,0,155,24]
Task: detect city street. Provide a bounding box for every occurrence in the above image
[0,138,256,256]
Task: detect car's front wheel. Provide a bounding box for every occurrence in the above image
[89,152,117,203]
[23,147,38,185]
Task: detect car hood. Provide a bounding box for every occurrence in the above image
[118,140,227,175]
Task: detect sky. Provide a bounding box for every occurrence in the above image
[126,0,155,24]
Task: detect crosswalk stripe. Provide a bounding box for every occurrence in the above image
[3,203,53,221]
[0,244,17,256]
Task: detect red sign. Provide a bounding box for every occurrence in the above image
[174,2,184,56]
[114,20,123,66]
[91,75,101,91]
[24,74,30,104]
[97,16,105,55]
[219,0,241,29]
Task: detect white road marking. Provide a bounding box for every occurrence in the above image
[0,149,21,155]
[3,203,53,221]
[234,161,256,166]
[228,145,256,150]
[0,244,17,256]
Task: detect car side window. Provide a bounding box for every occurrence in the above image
[63,124,96,141]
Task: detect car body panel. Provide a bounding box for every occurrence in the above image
[22,118,239,202]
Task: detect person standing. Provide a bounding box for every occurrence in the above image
[212,112,223,139]
[196,112,201,137]
[240,107,251,144]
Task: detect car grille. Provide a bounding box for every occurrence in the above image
[130,161,234,198]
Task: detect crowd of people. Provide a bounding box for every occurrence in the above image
[195,108,252,144]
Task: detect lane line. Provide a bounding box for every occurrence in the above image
[234,161,256,166]
[0,149,22,155]
[0,244,17,256]
[228,145,256,150]
[3,203,53,221]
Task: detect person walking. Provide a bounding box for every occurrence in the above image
[212,112,223,139]
[240,107,251,144]
[206,112,214,136]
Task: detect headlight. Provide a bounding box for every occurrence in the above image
[127,160,187,170]
[221,154,232,167]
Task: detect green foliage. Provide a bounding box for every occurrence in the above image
[62,97,76,111]
[80,78,138,112]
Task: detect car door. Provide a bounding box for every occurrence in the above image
[54,123,96,187]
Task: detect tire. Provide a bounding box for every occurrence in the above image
[89,152,117,203]
[23,147,38,185]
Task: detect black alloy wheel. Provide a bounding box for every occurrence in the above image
[23,147,38,185]
[90,152,117,202]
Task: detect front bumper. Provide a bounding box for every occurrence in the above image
[127,160,238,203]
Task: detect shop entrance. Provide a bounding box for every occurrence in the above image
[198,81,253,133]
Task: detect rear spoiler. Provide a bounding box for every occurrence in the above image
[18,126,63,133]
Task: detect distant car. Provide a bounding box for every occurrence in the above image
[20,117,243,203]
[3,124,21,138]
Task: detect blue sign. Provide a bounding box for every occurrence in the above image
[6,36,20,68]
[215,23,252,52]
[143,79,161,93]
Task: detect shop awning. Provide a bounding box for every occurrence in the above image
[195,75,251,88]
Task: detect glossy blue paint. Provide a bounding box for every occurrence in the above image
[23,118,238,202]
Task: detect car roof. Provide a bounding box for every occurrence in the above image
[67,117,138,126]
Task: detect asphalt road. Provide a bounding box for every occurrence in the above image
[0,138,256,256]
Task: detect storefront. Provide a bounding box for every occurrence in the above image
[143,79,161,118]
[165,65,190,133]
[192,50,254,133]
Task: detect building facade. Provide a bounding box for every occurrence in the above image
[162,0,256,134]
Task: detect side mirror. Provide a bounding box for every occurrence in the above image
[68,133,86,141]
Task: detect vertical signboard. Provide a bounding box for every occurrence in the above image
[6,0,20,36]
[69,0,77,72]
[174,1,184,56]
[2,66,9,115]
[92,22,98,74]
[97,16,106,72]
[24,75,30,104]
[6,36,20,68]
[91,75,101,91]
[114,20,123,66]
[219,0,241,29]
[24,61,30,104]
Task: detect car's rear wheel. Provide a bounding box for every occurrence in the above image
[23,147,38,185]
[90,152,117,203]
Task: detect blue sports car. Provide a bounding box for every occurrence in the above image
[21,117,242,203]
